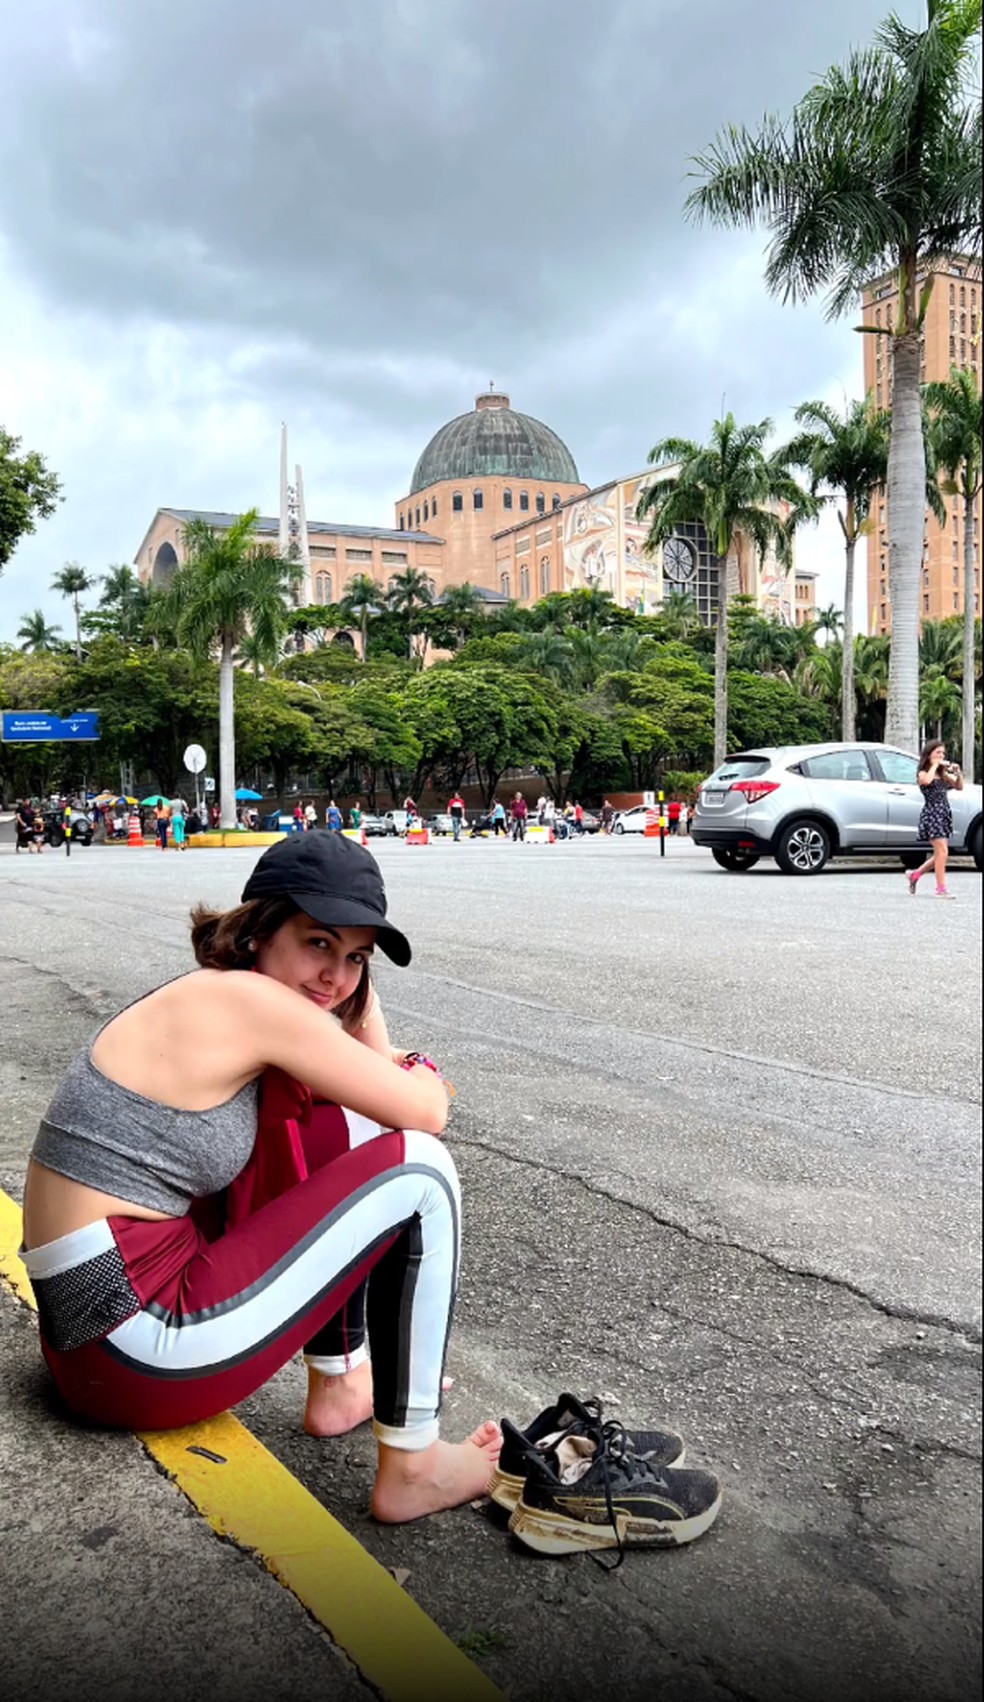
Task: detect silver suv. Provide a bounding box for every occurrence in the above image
[692,743,983,876]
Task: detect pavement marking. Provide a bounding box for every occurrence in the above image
[0,1188,504,1702]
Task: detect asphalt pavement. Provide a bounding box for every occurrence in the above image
[1,826,980,1702]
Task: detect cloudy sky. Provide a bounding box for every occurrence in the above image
[0,0,911,643]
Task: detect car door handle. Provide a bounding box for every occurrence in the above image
[888,788,909,795]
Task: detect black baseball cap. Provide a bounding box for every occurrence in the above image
[242,831,411,965]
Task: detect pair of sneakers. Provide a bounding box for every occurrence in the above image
[487,1392,722,1566]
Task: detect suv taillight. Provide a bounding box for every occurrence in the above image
[730,780,780,805]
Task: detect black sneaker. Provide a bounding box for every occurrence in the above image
[487,1393,685,1513]
[507,1422,721,1564]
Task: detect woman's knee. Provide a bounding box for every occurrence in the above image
[401,1129,461,1203]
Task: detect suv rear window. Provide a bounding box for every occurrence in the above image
[706,756,771,783]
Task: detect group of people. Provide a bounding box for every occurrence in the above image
[293,799,365,833]
[14,799,49,853]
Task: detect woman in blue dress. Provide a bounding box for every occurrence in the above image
[907,740,964,899]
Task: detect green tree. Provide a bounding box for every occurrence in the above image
[402,667,557,803]
[387,567,434,658]
[437,583,486,648]
[51,562,98,661]
[658,589,703,642]
[340,573,384,660]
[16,609,63,653]
[0,428,62,571]
[920,666,962,738]
[925,365,983,772]
[163,509,303,827]
[638,415,810,765]
[782,399,890,738]
[686,0,983,755]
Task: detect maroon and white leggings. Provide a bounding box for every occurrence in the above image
[24,1129,460,1450]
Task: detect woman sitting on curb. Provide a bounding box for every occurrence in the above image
[21,833,501,1521]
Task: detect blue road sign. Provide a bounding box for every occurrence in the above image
[1,711,101,743]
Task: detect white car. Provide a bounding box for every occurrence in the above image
[383,810,411,835]
[612,805,652,835]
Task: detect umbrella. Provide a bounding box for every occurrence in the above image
[140,794,170,806]
[235,788,263,801]
[112,796,138,806]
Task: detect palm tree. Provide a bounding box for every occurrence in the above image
[638,415,812,766]
[925,365,982,773]
[340,572,384,659]
[782,399,890,738]
[98,563,149,643]
[16,608,62,652]
[658,589,702,641]
[163,509,303,828]
[686,0,982,756]
[387,567,434,658]
[438,583,485,648]
[51,561,97,660]
[920,666,962,738]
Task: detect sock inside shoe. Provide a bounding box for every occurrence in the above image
[552,1434,598,1484]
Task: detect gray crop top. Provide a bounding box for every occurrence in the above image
[31,1029,259,1217]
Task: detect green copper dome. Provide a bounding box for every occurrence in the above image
[410,392,580,494]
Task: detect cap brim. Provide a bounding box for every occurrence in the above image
[288,892,412,967]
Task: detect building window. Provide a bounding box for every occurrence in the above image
[423,501,429,521]
[315,572,333,604]
[503,489,513,510]
[500,572,511,598]
[415,507,421,528]
[881,603,888,624]
[519,491,529,512]
[552,494,561,511]
[399,513,405,531]
[453,492,463,512]
[473,488,484,511]
[381,551,408,566]
[540,556,551,596]
[345,548,373,561]
[953,541,960,559]
[954,593,960,609]
[923,594,930,612]
[520,566,530,601]
[432,495,438,516]
[536,493,545,515]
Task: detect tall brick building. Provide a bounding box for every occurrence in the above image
[863,254,982,635]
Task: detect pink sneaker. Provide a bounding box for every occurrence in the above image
[935,887,956,900]
[907,871,920,895]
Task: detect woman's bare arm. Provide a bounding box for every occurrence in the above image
[230,972,448,1134]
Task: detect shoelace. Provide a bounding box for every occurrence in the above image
[590,1419,652,1571]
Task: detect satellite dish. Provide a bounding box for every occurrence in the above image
[184,744,207,774]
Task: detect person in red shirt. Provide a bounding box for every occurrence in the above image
[448,791,466,842]
[668,799,682,835]
[510,792,528,841]
[574,801,585,835]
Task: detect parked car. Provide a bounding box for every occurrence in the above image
[612,805,651,835]
[692,743,983,875]
[263,811,303,833]
[360,813,389,837]
[44,806,93,847]
[384,810,411,835]
[428,813,455,835]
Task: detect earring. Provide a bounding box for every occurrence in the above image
[246,939,258,953]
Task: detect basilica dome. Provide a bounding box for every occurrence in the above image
[409,391,579,494]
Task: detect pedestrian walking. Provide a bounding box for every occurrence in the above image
[171,801,187,852]
[349,802,363,831]
[154,803,170,852]
[14,799,36,854]
[32,809,46,854]
[573,801,585,836]
[511,793,528,842]
[907,741,964,899]
[490,800,507,837]
[448,790,466,842]
[325,800,343,832]
[20,832,502,1521]
[668,799,682,836]
[600,799,615,835]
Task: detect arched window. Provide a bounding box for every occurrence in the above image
[432,495,438,516]
[399,513,405,531]
[520,566,530,601]
[315,571,333,605]
[519,491,529,512]
[960,286,966,307]
[503,488,513,510]
[473,488,484,510]
[415,506,421,528]
[539,556,551,596]
[536,493,545,515]
[424,500,429,520]
[453,492,463,512]
[500,571,511,599]
[950,283,956,304]
[552,494,561,511]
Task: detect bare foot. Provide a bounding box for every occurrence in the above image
[304,1359,374,1438]
[371,1422,503,1523]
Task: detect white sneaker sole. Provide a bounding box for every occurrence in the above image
[507,1485,721,1555]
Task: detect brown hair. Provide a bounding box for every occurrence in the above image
[189,896,373,1032]
[918,738,947,773]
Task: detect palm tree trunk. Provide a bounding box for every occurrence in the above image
[73,593,82,662]
[713,552,729,768]
[963,490,977,777]
[362,609,369,661]
[885,331,925,753]
[219,633,237,829]
[842,525,856,743]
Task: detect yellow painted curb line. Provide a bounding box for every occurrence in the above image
[0,1190,504,1702]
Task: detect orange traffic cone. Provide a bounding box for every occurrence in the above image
[644,808,660,838]
[127,811,143,847]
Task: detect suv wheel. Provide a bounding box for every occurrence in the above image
[711,848,760,872]
[774,819,831,876]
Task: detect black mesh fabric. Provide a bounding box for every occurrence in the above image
[33,1245,141,1353]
